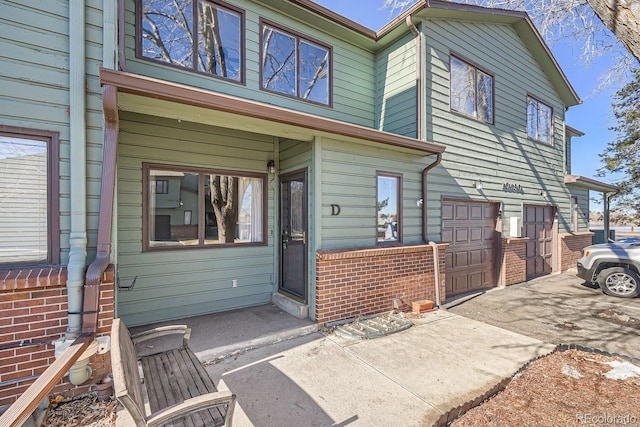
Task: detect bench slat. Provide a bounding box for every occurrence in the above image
[142,348,226,426]
[111,318,234,427]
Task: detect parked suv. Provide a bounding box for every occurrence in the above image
[577,242,640,298]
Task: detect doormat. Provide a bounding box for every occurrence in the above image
[331,312,413,340]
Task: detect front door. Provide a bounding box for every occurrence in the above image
[280,171,308,302]
[523,204,556,279]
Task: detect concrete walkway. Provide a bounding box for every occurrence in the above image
[201,310,554,427]
[448,273,640,358]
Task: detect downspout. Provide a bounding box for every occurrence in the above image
[406,16,423,141]
[422,154,442,308]
[408,15,443,307]
[66,0,88,342]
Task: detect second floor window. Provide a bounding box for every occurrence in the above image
[450,55,494,124]
[527,96,553,144]
[261,21,331,105]
[139,0,243,82]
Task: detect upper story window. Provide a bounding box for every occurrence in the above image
[143,164,266,250]
[260,21,332,106]
[0,127,59,267]
[527,95,553,144]
[377,172,402,244]
[450,54,494,124]
[138,0,244,82]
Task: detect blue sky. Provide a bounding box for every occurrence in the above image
[317,0,624,208]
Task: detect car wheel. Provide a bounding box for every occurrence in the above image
[597,267,640,298]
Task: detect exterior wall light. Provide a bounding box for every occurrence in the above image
[474,180,483,190]
[267,160,276,174]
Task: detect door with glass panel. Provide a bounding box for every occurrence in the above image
[280,171,307,302]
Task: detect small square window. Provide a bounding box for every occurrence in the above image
[450,55,494,124]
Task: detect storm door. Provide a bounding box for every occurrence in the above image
[280,171,308,302]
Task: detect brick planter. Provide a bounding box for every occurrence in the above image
[315,244,447,324]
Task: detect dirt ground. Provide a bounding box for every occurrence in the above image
[448,349,640,427]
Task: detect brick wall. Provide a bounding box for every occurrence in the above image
[0,266,114,408]
[559,232,594,273]
[501,238,528,286]
[315,244,447,324]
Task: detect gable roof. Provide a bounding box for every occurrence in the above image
[262,0,580,107]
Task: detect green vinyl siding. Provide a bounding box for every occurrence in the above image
[375,33,417,137]
[116,112,276,326]
[123,0,375,127]
[0,0,106,264]
[319,139,429,249]
[417,19,574,240]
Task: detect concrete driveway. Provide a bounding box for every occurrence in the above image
[447,273,640,358]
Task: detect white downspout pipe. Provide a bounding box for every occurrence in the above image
[66,0,88,342]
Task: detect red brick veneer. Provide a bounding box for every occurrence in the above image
[0,266,114,408]
[559,232,594,272]
[501,238,528,286]
[315,244,447,324]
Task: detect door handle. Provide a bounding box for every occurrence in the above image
[302,231,306,245]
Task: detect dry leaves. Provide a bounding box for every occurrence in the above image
[43,393,117,427]
[451,350,640,427]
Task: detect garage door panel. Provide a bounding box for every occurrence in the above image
[469,249,483,265]
[453,251,469,268]
[470,227,483,242]
[443,200,497,297]
[442,227,453,242]
[442,203,454,221]
[455,228,469,243]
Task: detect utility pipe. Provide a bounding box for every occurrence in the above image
[66,0,88,342]
[428,241,441,308]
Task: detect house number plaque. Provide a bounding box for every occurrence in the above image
[503,182,524,193]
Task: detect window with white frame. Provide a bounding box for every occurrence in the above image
[144,164,266,250]
[527,96,553,144]
[450,55,494,124]
[0,127,59,266]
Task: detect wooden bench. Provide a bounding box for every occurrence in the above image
[111,318,236,427]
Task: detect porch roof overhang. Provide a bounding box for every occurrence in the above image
[564,175,621,194]
[99,68,445,156]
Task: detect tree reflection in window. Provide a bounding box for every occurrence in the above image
[450,55,493,124]
[261,23,330,105]
[140,0,242,81]
[146,166,265,249]
[527,96,553,144]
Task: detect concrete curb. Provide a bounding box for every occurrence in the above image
[432,343,640,427]
[195,323,319,363]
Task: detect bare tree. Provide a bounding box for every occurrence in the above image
[382,0,639,86]
[210,175,237,243]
